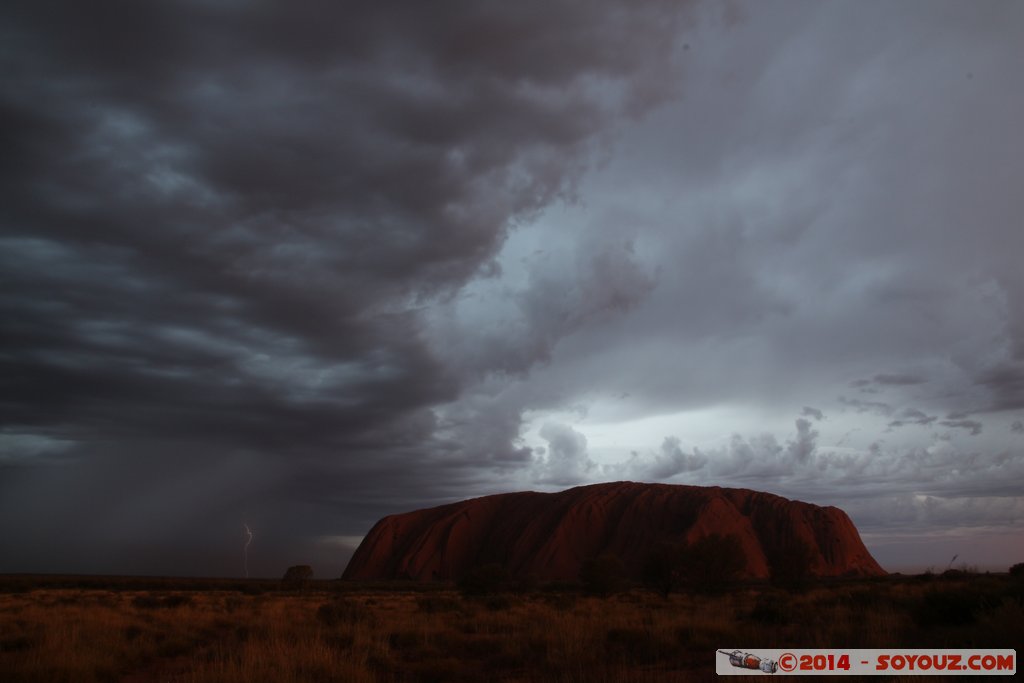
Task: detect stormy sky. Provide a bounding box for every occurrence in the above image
[2,1,1022,577]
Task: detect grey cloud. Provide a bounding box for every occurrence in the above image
[432,384,534,468]
[839,396,895,417]
[616,436,707,480]
[0,432,73,464]
[939,419,984,436]
[573,414,1023,515]
[888,407,938,429]
[850,494,1024,533]
[530,415,1024,567]
[900,408,935,422]
[801,406,825,421]
[874,374,927,386]
[689,423,827,482]
[787,418,818,463]
[440,237,657,379]
[1012,420,1024,434]
[850,373,927,390]
[535,422,594,485]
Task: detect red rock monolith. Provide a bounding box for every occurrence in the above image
[342,481,885,581]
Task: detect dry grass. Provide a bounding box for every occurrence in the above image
[0,574,1020,682]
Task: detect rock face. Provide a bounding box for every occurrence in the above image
[342,482,885,581]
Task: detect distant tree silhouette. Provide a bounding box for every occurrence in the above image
[677,534,746,594]
[282,565,314,586]
[580,554,627,596]
[642,542,682,598]
[1008,562,1024,578]
[644,535,745,596]
[511,572,540,594]
[458,563,508,596]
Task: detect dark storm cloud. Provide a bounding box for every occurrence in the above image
[0,0,693,575]
[975,363,1024,412]
[5,0,1024,576]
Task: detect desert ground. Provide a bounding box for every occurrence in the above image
[1,572,1020,682]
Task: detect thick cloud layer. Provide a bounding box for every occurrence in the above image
[2,1,1022,576]
[0,0,692,576]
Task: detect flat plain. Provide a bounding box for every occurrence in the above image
[1,573,1020,682]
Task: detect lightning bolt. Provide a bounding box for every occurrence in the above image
[244,524,254,579]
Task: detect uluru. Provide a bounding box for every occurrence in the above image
[343,482,885,582]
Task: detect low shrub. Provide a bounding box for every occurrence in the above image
[749,595,789,625]
[416,594,462,613]
[132,593,192,609]
[457,564,508,596]
[0,636,35,653]
[580,554,627,596]
[605,627,670,665]
[540,592,578,611]
[912,590,978,627]
[282,565,314,586]
[316,597,370,627]
[388,630,424,651]
[682,534,747,594]
[482,595,511,611]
